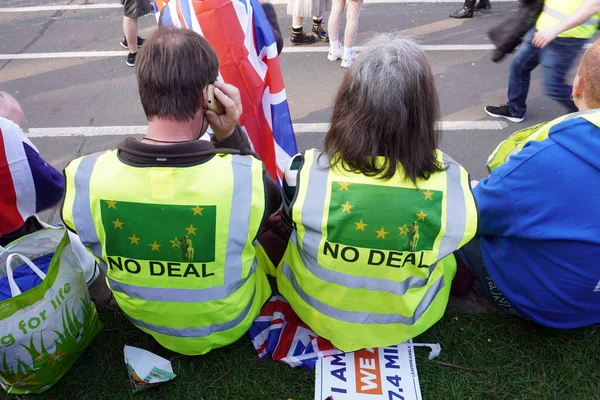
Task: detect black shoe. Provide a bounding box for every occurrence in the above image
[290,27,316,45]
[450,7,474,18]
[312,20,329,42]
[475,0,491,11]
[485,104,524,123]
[120,36,145,49]
[450,0,475,18]
[126,52,137,67]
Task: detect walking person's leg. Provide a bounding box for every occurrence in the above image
[340,0,363,68]
[541,37,587,114]
[327,0,344,61]
[312,15,329,42]
[486,29,541,122]
[474,0,491,11]
[123,16,139,54]
[450,0,476,19]
[507,30,541,119]
[121,0,152,67]
[290,15,317,44]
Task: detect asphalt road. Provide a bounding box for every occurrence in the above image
[0,0,588,224]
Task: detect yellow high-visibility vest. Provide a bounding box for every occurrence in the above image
[277,149,478,352]
[536,0,600,39]
[62,150,272,355]
[487,109,600,171]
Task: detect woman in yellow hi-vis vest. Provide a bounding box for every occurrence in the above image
[485,0,600,123]
[62,29,279,356]
[276,35,478,352]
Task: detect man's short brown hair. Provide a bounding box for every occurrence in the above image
[135,27,219,122]
[579,40,600,109]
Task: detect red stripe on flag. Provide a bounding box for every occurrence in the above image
[0,129,25,236]
[193,0,278,179]
[264,58,284,94]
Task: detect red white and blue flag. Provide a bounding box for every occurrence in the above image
[248,296,342,369]
[0,118,65,237]
[153,0,297,182]
[0,119,37,236]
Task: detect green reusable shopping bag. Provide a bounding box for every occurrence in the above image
[0,229,101,394]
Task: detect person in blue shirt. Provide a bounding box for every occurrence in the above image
[455,39,600,327]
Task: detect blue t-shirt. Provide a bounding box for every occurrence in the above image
[474,117,600,328]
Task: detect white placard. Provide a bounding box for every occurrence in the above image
[315,341,422,400]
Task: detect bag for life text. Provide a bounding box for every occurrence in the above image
[0,228,101,394]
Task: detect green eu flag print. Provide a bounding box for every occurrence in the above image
[100,200,216,263]
[326,182,443,252]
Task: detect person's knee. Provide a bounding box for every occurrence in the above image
[543,79,570,101]
[509,54,529,75]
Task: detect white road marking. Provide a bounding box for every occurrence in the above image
[26,121,507,138]
[0,4,122,12]
[284,44,497,52]
[2,41,592,60]
[0,0,514,13]
[0,44,497,60]
[0,51,128,60]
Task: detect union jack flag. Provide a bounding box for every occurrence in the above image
[248,296,342,369]
[0,118,64,237]
[153,0,297,182]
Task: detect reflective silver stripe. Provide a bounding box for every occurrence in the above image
[71,152,106,271]
[125,288,256,337]
[108,260,257,302]
[225,155,254,283]
[282,263,445,325]
[437,154,467,261]
[299,150,329,264]
[293,150,466,297]
[543,5,600,27]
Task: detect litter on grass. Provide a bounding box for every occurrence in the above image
[124,345,176,392]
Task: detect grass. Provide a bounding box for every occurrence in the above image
[2,305,600,400]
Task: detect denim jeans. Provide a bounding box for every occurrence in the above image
[507,29,587,118]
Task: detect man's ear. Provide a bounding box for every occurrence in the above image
[201,86,209,109]
[573,75,584,99]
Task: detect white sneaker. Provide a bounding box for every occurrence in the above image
[341,48,358,69]
[328,44,343,61]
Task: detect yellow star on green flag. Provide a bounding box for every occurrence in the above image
[326,182,443,252]
[100,200,216,262]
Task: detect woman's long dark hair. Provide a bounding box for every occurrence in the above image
[324,35,444,184]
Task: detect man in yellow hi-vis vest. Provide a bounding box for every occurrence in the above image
[485,0,600,123]
[456,40,600,328]
[61,28,280,355]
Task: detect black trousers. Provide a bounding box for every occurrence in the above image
[0,216,43,247]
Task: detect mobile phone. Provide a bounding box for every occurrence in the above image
[207,84,225,115]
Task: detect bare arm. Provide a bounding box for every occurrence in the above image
[533,0,600,48]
